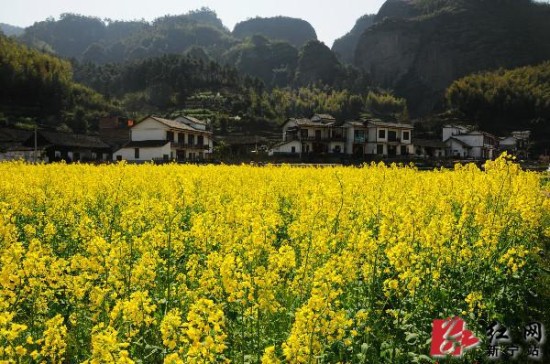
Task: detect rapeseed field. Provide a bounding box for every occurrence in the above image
[0,155,548,363]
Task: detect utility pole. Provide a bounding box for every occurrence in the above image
[34,125,37,163]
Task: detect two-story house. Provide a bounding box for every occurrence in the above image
[344,119,414,156]
[113,115,213,162]
[270,114,347,156]
[443,124,498,159]
[498,130,531,159]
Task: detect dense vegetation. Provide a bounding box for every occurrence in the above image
[356,0,550,115]
[21,9,235,64]
[222,36,299,88]
[446,61,550,153]
[0,34,116,132]
[17,9,364,92]
[2,21,397,136]
[72,51,401,135]
[0,23,24,37]
[2,0,550,153]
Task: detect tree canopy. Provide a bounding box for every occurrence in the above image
[0,34,117,131]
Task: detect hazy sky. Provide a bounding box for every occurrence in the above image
[0,0,387,47]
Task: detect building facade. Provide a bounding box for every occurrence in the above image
[270,115,346,156]
[270,116,414,157]
[113,116,213,162]
[24,131,111,162]
[442,124,498,159]
[345,120,414,157]
[498,131,531,159]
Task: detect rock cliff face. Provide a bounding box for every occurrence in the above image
[355,0,550,114]
[375,0,420,21]
[232,17,317,48]
[331,14,375,64]
[223,35,299,88]
[295,41,342,86]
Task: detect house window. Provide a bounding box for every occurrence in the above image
[378,129,386,139]
[388,130,397,141]
[54,150,61,159]
[163,154,169,161]
[116,155,122,161]
[401,146,407,155]
[188,134,195,146]
[315,130,322,140]
[198,135,204,146]
[134,148,140,159]
[291,146,296,153]
[300,129,308,138]
[167,131,174,141]
[73,152,80,161]
[377,144,384,155]
[403,131,410,141]
[179,133,185,144]
[354,130,365,143]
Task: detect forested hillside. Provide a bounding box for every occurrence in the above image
[72,52,392,135]
[20,9,236,64]
[16,9,362,91]
[355,0,550,114]
[446,62,550,153]
[0,34,117,131]
[1,16,387,137]
[3,1,550,149]
[0,23,24,37]
[222,35,299,88]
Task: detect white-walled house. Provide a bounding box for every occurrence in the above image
[270,116,414,157]
[344,120,414,156]
[270,115,347,156]
[442,124,498,159]
[113,116,213,162]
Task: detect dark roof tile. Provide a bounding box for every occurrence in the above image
[35,131,111,149]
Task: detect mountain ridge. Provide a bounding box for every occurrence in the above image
[232,16,317,48]
[355,0,550,114]
[0,23,24,37]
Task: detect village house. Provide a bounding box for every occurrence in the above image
[269,114,347,156]
[0,127,37,161]
[1,127,114,162]
[270,116,414,157]
[344,119,414,157]
[113,115,213,162]
[498,130,531,159]
[98,116,134,150]
[412,138,447,158]
[26,130,112,162]
[442,124,498,159]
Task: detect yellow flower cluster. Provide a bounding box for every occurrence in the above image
[0,155,547,363]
